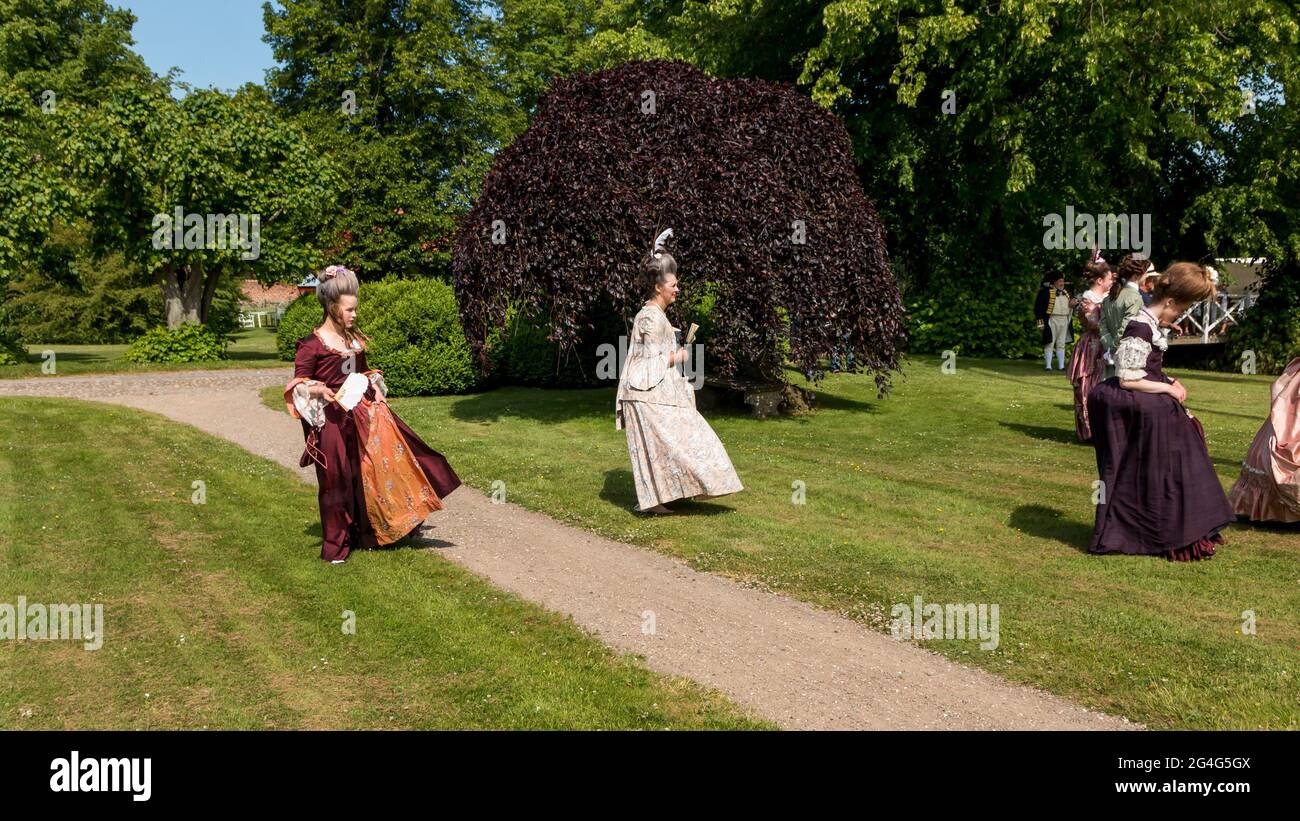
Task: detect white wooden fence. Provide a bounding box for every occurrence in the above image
[1174,292,1257,344]
[238,306,287,329]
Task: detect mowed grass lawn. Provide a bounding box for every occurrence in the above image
[0,327,283,379]
[257,354,1296,730]
[0,398,766,730]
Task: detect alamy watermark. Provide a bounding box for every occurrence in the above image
[1,597,103,651]
[596,336,706,389]
[890,595,1000,651]
[50,751,150,801]
[1042,206,1151,258]
[151,208,261,261]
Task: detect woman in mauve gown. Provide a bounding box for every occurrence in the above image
[1228,357,1300,523]
[1086,262,1233,561]
[1067,257,1113,442]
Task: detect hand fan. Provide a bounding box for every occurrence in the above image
[335,371,369,411]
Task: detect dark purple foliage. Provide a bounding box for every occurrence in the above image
[452,60,905,391]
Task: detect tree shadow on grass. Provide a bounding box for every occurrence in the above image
[1175,371,1274,386]
[446,382,873,425]
[999,421,1085,446]
[1002,421,1243,472]
[1208,454,1247,472]
[812,389,881,414]
[1190,405,1269,423]
[1229,517,1300,534]
[1009,504,1092,553]
[600,468,734,516]
[26,350,113,365]
[227,348,283,363]
[448,385,610,424]
[959,359,1076,390]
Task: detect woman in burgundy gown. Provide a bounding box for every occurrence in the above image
[1086,262,1232,561]
[1067,257,1113,442]
[283,266,460,563]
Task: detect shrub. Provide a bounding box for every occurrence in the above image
[483,304,619,388]
[361,278,479,396]
[906,274,1042,360]
[123,325,229,363]
[0,294,23,365]
[0,327,22,365]
[452,60,905,392]
[276,294,320,360]
[6,224,160,344]
[279,279,478,396]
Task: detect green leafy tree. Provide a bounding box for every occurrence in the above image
[261,0,601,277]
[0,0,162,351]
[56,85,340,327]
[0,0,155,104]
[581,1,1300,358]
[263,0,498,276]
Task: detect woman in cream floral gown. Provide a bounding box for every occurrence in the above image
[616,231,743,513]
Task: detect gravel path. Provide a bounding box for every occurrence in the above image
[2,369,1135,730]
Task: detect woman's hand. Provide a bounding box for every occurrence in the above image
[310,383,336,402]
[1168,379,1187,404]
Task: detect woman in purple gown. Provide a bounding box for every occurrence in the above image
[1086,262,1232,561]
[283,266,460,563]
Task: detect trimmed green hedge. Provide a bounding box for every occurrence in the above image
[906,277,1041,360]
[276,278,478,396]
[362,278,478,395]
[276,294,320,361]
[123,325,230,363]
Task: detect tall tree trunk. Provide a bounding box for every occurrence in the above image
[159,264,184,328]
[158,263,206,328]
[198,261,221,325]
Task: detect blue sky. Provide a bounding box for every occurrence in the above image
[119,0,277,92]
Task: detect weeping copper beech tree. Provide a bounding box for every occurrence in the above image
[452,60,905,392]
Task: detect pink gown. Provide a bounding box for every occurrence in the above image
[1067,293,1106,442]
[1228,357,1300,523]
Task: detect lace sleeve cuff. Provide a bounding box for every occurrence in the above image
[1115,335,1151,381]
[286,379,327,427]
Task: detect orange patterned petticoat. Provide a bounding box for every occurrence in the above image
[358,398,444,545]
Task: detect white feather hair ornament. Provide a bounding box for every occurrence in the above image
[652,228,673,257]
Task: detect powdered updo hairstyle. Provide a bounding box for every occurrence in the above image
[645,250,678,296]
[643,229,678,298]
[316,265,369,350]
